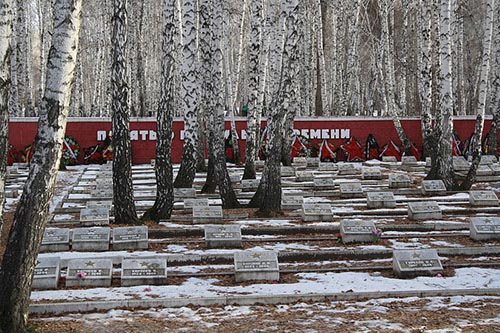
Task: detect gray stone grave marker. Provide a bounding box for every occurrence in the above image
[366,191,396,208]
[40,228,70,252]
[469,191,499,206]
[86,200,113,209]
[91,189,113,199]
[302,203,332,221]
[281,195,304,210]
[241,179,260,191]
[340,219,378,243]
[393,249,443,278]
[32,257,60,289]
[362,167,382,180]
[388,174,411,188]
[338,163,360,175]
[382,156,398,163]
[229,173,241,183]
[292,157,308,168]
[4,189,19,198]
[477,165,493,176]
[234,250,279,282]
[295,170,314,182]
[318,163,337,172]
[121,258,167,286]
[306,157,320,168]
[193,205,223,224]
[174,187,197,199]
[453,156,469,171]
[80,207,110,226]
[112,226,149,250]
[313,177,335,189]
[490,164,500,176]
[183,198,209,212]
[407,201,442,220]
[66,258,113,287]
[204,224,242,248]
[281,166,296,177]
[470,217,500,240]
[479,155,498,165]
[401,156,418,166]
[421,180,447,196]
[339,182,364,198]
[72,227,110,251]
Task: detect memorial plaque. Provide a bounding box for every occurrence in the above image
[302,203,332,222]
[306,157,320,168]
[382,156,398,163]
[489,163,500,176]
[339,182,364,198]
[362,167,382,180]
[32,257,60,289]
[241,179,260,191]
[470,217,500,240]
[388,173,411,188]
[174,187,197,199]
[401,156,418,166]
[229,173,241,183]
[421,180,447,196]
[318,163,338,172]
[234,251,279,282]
[66,259,113,287]
[95,178,113,189]
[313,178,335,189]
[72,227,110,251]
[393,249,443,278]
[80,207,110,226]
[40,228,70,252]
[340,219,378,243]
[479,155,498,165]
[183,198,209,212]
[338,163,360,175]
[91,189,113,199]
[295,171,314,182]
[193,205,223,224]
[204,224,242,248]
[121,258,167,286]
[86,200,113,209]
[281,195,304,210]
[366,191,396,209]
[281,166,296,177]
[292,157,307,166]
[453,156,469,171]
[469,191,499,206]
[407,201,442,220]
[476,165,493,176]
[112,226,149,250]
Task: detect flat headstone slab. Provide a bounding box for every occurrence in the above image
[205,224,242,248]
[121,258,167,286]
[469,191,499,206]
[477,165,493,176]
[306,157,320,168]
[318,163,338,172]
[366,191,396,209]
[340,219,377,243]
[295,171,314,182]
[470,217,500,240]
[281,166,296,177]
[453,156,469,171]
[193,205,223,224]
[241,179,260,191]
[112,226,149,250]
[90,189,113,199]
[401,156,418,166]
[234,250,279,282]
[421,180,447,196]
[407,201,442,220]
[339,182,364,198]
[183,198,209,212]
[362,167,382,180]
[313,178,336,189]
[388,174,411,188]
[480,155,498,165]
[338,163,360,175]
[80,207,110,226]
[229,173,241,183]
[66,258,113,287]
[302,203,332,221]
[72,227,110,251]
[489,164,500,176]
[382,156,398,163]
[86,200,113,209]
[292,157,307,165]
[95,178,113,188]
[40,228,70,252]
[32,257,60,289]
[393,249,443,278]
[174,187,197,199]
[281,195,304,210]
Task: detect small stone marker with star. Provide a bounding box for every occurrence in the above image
[470,217,500,240]
[234,250,279,282]
[32,257,61,290]
[72,227,110,251]
[40,228,70,252]
[112,226,148,250]
[393,249,443,278]
[66,258,113,287]
[121,258,167,286]
[204,224,242,248]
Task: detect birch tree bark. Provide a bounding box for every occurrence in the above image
[0,1,82,331]
[174,0,198,188]
[0,0,14,247]
[111,0,140,225]
[143,0,175,222]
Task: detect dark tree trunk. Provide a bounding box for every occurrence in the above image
[111,0,140,225]
[0,1,82,331]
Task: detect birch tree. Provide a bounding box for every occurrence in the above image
[0,0,14,246]
[174,0,198,188]
[111,0,140,225]
[143,0,175,222]
[0,1,82,331]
